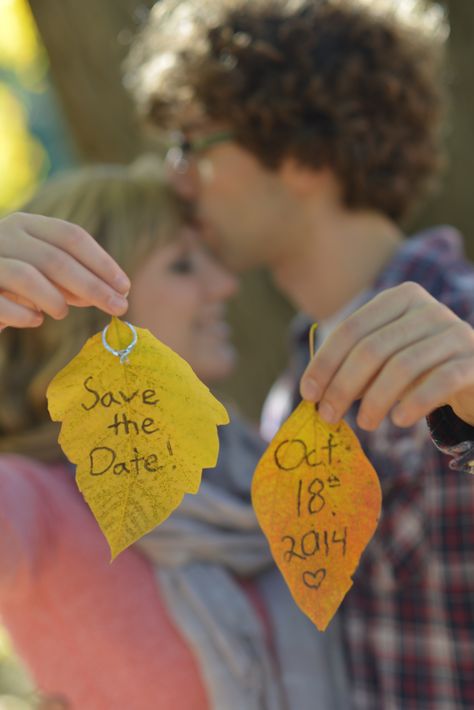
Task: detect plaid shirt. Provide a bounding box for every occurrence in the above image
[262,228,474,709]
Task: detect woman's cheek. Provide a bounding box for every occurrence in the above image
[163,282,202,342]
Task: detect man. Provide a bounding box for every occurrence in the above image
[136,0,474,707]
[128,1,474,418]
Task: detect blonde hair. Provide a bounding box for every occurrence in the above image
[0,158,187,461]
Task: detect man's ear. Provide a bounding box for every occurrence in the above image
[278,158,338,200]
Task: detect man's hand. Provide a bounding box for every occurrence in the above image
[0,212,130,329]
[300,282,474,429]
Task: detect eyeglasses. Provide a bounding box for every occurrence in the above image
[165,130,234,174]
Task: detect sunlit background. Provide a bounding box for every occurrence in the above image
[0,0,72,215]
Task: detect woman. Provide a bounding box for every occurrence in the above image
[0,162,244,709]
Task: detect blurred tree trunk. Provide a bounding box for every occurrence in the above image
[28,0,155,162]
[414,0,474,258]
[214,272,294,421]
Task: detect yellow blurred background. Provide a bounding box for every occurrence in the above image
[0,0,47,214]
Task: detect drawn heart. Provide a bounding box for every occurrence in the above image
[303,568,326,589]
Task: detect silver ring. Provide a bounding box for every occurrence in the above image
[102,321,137,363]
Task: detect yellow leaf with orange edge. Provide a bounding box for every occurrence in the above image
[252,399,381,631]
[47,317,229,559]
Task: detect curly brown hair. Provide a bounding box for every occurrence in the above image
[127,0,447,222]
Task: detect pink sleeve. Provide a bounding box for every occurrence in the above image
[0,456,52,595]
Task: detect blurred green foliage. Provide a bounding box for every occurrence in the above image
[0,628,36,709]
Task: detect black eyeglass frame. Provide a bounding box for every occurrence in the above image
[165,130,235,173]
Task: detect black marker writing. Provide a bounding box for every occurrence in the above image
[296,477,326,516]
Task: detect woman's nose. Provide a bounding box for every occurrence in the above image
[205,260,239,301]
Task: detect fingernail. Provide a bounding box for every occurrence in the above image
[114,272,131,293]
[357,412,372,430]
[318,401,337,424]
[392,408,409,427]
[107,294,128,314]
[31,313,43,327]
[301,377,322,402]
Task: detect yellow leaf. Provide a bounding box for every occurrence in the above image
[252,399,381,631]
[47,318,229,559]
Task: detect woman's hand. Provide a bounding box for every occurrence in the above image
[300,282,474,429]
[0,212,130,329]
